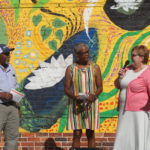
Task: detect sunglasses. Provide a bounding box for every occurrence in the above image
[2,52,10,56]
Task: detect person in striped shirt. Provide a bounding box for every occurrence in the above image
[64,43,103,148]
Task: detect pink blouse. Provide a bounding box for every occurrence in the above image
[125,66,150,111]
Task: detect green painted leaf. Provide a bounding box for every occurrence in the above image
[55,29,64,41]
[10,0,20,24]
[52,18,66,28]
[48,40,57,51]
[58,108,68,132]
[32,15,42,26]
[40,26,52,40]
[0,17,8,44]
[30,0,51,13]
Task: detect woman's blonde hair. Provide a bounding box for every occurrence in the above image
[132,45,149,64]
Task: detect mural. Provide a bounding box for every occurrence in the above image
[0,0,150,133]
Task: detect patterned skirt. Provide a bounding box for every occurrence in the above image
[67,98,100,130]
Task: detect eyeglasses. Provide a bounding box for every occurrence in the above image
[77,51,89,55]
[2,52,10,56]
[131,54,143,57]
[131,54,138,57]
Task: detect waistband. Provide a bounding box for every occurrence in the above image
[0,101,19,109]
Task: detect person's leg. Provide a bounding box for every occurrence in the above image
[86,129,96,148]
[4,105,19,150]
[72,129,82,148]
[0,104,7,131]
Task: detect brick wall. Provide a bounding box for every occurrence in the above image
[0,133,115,150]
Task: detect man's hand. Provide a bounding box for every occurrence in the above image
[0,92,12,100]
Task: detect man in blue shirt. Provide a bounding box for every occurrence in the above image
[0,44,19,150]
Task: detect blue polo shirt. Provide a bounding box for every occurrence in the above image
[0,64,18,103]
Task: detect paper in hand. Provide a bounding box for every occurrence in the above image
[10,89,25,103]
[78,93,88,100]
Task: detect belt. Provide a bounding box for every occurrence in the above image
[1,101,16,106]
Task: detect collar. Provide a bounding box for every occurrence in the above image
[0,64,11,72]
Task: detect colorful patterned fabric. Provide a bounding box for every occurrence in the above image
[67,63,100,130]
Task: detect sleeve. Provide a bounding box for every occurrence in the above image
[142,74,150,111]
[145,68,150,97]
[14,77,19,89]
[10,65,19,89]
[146,77,150,98]
[14,72,19,89]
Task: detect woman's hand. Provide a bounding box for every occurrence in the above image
[118,68,126,79]
[87,93,96,103]
[74,96,83,104]
[74,96,81,101]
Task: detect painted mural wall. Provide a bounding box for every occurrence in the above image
[0,0,150,133]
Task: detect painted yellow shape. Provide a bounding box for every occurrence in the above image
[19,127,30,133]
[99,118,118,133]
[99,95,119,113]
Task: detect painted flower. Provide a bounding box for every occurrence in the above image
[25,54,73,89]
